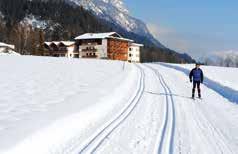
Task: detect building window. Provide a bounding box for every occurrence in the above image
[129,53,132,57]
[74,54,79,58]
[129,48,132,51]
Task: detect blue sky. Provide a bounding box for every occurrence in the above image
[124,0,238,59]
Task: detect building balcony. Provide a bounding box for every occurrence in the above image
[81,48,97,52]
[82,55,98,58]
[81,43,100,46]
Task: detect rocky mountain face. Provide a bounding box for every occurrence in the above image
[67,0,164,47]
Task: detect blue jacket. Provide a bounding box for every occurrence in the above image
[189,68,204,82]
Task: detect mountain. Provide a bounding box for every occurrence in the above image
[67,0,165,48]
[202,51,238,67]
[0,0,195,63]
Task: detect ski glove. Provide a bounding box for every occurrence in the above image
[190,79,192,83]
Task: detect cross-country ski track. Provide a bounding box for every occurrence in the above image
[0,57,238,154]
[77,65,145,153]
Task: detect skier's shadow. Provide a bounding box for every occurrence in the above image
[145,91,192,99]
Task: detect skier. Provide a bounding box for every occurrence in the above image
[189,63,204,99]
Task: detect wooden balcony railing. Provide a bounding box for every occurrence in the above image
[82,48,97,52]
[82,55,98,58]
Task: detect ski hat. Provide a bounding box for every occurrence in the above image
[196,63,201,66]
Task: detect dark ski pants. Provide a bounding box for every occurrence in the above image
[192,81,201,97]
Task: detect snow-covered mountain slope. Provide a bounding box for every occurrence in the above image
[68,0,142,32]
[20,15,48,29]
[1,56,238,154]
[68,0,164,47]
[202,51,238,67]
[0,11,4,24]
[0,11,3,18]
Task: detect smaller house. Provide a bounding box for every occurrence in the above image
[59,41,77,58]
[128,43,143,63]
[43,41,76,58]
[0,42,19,55]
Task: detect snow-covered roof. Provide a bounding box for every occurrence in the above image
[0,43,19,56]
[0,42,15,50]
[75,32,122,40]
[59,41,75,46]
[75,32,134,42]
[130,43,144,47]
[44,42,52,46]
[44,41,75,47]
[107,36,134,42]
[53,41,61,46]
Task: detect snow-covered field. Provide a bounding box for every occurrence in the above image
[0,56,238,154]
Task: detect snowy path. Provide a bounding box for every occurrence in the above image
[1,57,238,154]
[92,64,238,154]
[146,65,176,154]
[148,64,238,154]
[77,65,145,153]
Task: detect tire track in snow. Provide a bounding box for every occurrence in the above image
[76,64,145,154]
[145,65,176,154]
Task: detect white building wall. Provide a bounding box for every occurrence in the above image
[128,45,141,63]
[66,46,75,58]
[0,47,6,53]
[101,39,108,58]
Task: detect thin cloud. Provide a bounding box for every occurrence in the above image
[147,23,190,52]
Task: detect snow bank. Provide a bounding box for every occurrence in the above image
[0,56,138,153]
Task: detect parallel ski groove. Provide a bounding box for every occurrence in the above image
[77,64,145,154]
[161,74,176,154]
[146,65,169,154]
[146,64,176,154]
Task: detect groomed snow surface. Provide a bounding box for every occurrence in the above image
[0,56,238,154]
